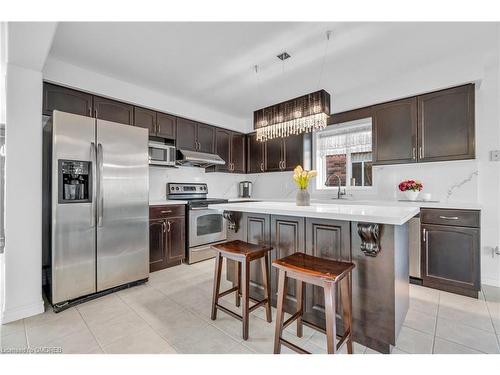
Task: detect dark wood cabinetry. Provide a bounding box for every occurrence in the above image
[176,118,215,153]
[93,96,134,125]
[270,216,305,311]
[337,83,475,166]
[231,133,246,173]
[134,107,176,139]
[212,129,246,173]
[373,98,418,165]
[304,218,351,326]
[247,133,265,173]
[417,84,475,162]
[265,135,304,172]
[245,134,304,173]
[43,83,93,117]
[421,208,480,298]
[134,107,156,134]
[149,205,186,272]
[156,112,177,139]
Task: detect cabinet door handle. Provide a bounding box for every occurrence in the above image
[156,123,160,135]
[439,215,459,220]
[419,146,423,159]
[162,221,167,233]
[260,162,264,172]
[422,228,426,242]
[161,210,172,214]
[167,220,171,232]
[88,107,92,117]
[412,147,416,160]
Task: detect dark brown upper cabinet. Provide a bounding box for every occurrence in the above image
[176,118,215,152]
[373,97,418,165]
[247,133,265,173]
[231,133,246,173]
[197,123,216,153]
[265,135,304,172]
[417,84,475,162]
[93,96,134,125]
[214,129,231,172]
[265,138,284,172]
[43,83,93,117]
[282,134,304,171]
[134,106,156,134]
[176,118,198,151]
[213,129,245,173]
[156,112,176,139]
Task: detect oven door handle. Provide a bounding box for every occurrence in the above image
[190,207,216,211]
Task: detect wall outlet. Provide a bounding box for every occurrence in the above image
[490,150,500,161]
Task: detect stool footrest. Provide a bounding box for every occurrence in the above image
[248,298,268,313]
[215,304,243,321]
[217,286,239,299]
[279,338,310,354]
[283,311,302,330]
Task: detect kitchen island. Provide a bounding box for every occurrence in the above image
[209,201,420,353]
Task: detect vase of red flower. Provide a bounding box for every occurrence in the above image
[398,179,423,201]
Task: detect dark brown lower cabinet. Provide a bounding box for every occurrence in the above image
[270,216,305,310]
[149,205,186,272]
[304,218,351,327]
[421,208,480,298]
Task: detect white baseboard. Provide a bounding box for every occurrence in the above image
[1,299,45,324]
[482,277,500,288]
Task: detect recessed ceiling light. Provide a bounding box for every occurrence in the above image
[277,52,291,61]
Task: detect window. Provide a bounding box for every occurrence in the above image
[314,118,373,190]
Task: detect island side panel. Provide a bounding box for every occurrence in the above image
[394,222,410,340]
[350,221,409,354]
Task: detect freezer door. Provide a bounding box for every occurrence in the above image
[96,119,149,291]
[52,111,97,304]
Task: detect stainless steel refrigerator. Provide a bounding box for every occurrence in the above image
[43,111,149,309]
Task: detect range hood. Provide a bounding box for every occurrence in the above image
[176,149,226,168]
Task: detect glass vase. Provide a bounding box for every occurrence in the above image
[296,189,310,206]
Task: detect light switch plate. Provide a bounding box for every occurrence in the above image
[490,150,500,161]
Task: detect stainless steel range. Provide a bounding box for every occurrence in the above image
[167,183,228,264]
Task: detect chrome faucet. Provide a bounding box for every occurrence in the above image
[325,174,346,199]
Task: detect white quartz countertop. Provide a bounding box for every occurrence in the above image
[209,201,420,225]
[149,199,188,206]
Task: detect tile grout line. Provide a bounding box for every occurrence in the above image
[482,289,500,350]
[114,291,182,353]
[23,319,29,349]
[431,291,441,353]
[75,307,105,354]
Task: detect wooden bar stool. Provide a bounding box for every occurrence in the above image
[272,252,355,354]
[210,240,273,340]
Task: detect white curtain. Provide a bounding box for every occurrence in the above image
[317,126,372,157]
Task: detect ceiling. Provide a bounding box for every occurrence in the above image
[48,22,497,121]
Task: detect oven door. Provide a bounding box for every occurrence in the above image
[189,207,227,247]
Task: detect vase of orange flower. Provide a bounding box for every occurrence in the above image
[293,166,317,206]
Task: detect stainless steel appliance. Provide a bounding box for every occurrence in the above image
[43,111,149,310]
[176,149,225,168]
[238,181,252,198]
[148,141,176,167]
[167,183,227,264]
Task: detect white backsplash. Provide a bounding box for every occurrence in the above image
[150,159,479,205]
[149,165,248,200]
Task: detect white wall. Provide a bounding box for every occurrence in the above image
[2,64,45,323]
[43,57,248,133]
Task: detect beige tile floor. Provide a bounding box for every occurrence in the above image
[1,259,500,354]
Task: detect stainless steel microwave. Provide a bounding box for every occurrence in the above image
[148,142,176,167]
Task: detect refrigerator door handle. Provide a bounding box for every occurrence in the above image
[97,143,104,227]
[90,142,97,227]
